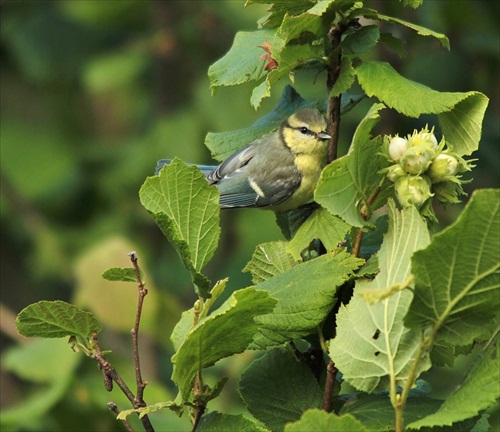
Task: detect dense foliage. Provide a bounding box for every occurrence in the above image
[3,1,499,431]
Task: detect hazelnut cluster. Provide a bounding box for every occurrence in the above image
[384,126,474,220]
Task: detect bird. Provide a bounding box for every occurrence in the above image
[156,108,331,213]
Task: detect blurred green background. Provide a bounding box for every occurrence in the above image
[1,1,498,431]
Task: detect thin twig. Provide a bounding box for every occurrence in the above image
[108,402,135,432]
[92,334,136,403]
[129,251,149,406]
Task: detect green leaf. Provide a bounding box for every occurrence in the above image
[360,9,449,49]
[248,0,315,29]
[287,207,351,259]
[285,409,368,432]
[208,30,275,90]
[408,333,500,429]
[379,32,407,58]
[405,189,500,346]
[172,287,276,400]
[117,401,184,421]
[330,57,355,97]
[139,159,220,298]
[243,241,297,284]
[329,203,431,393]
[252,43,324,108]
[239,348,323,431]
[198,412,268,432]
[315,103,387,227]
[206,85,316,160]
[438,92,489,156]
[342,25,380,55]
[16,300,101,339]
[340,393,442,430]
[250,80,272,110]
[251,251,364,349]
[355,61,486,122]
[171,279,228,352]
[102,267,143,283]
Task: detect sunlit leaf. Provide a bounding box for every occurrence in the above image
[438,92,489,156]
[330,203,431,393]
[315,103,387,227]
[406,189,500,346]
[139,159,220,298]
[407,333,499,429]
[16,300,101,339]
[172,287,276,400]
[251,251,364,348]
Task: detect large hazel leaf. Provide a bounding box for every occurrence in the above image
[172,287,276,400]
[239,348,323,431]
[329,203,431,393]
[16,300,101,339]
[208,30,275,90]
[251,251,364,349]
[405,189,500,346]
[355,61,488,155]
[358,9,449,49]
[407,333,499,429]
[315,103,387,227]
[438,92,489,156]
[139,159,220,298]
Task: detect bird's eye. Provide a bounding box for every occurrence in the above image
[300,127,311,135]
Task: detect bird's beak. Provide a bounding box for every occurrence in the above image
[318,131,331,140]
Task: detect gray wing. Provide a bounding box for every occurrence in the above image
[208,142,301,209]
[206,145,255,185]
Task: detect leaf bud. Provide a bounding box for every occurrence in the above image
[395,175,433,207]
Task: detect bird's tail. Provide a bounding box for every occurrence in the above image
[155,159,217,177]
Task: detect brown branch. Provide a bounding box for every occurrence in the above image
[92,334,136,403]
[322,21,345,413]
[191,371,205,432]
[91,252,156,432]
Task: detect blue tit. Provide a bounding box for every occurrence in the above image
[156,108,331,213]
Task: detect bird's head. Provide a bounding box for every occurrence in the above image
[281,108,331,155]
